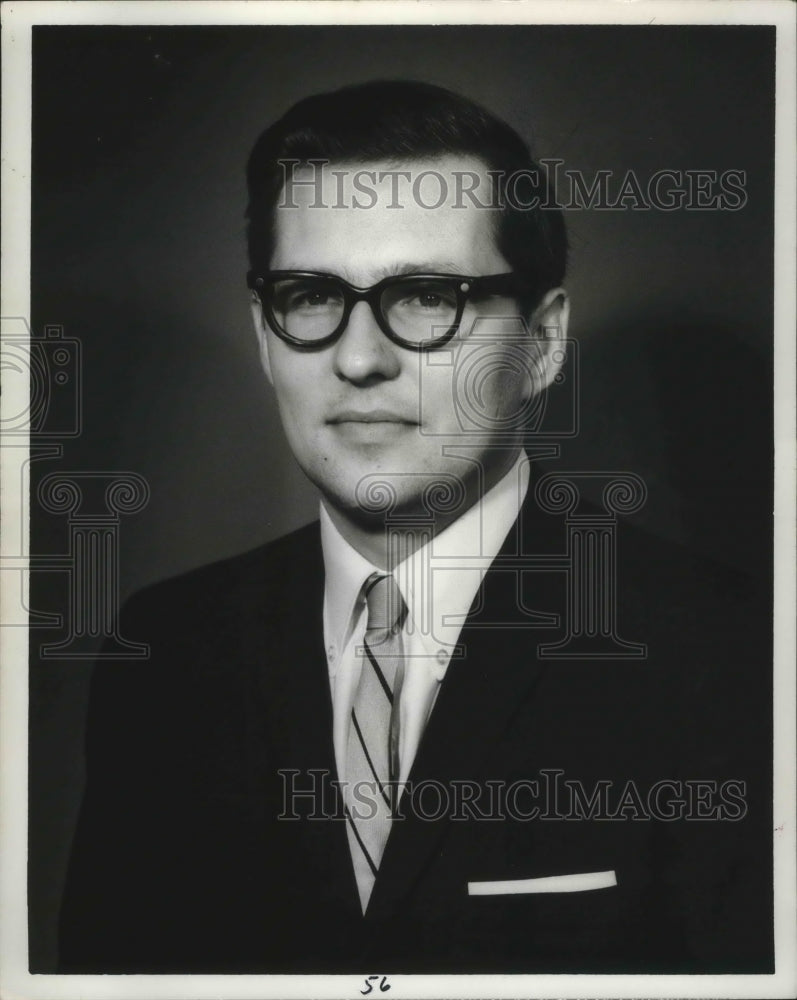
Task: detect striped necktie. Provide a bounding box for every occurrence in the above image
[345,572,407,911]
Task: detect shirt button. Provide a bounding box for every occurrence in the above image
[327,644,336,661]
[431,649,448,682]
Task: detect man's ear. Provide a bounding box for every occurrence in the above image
[249,295,274,386]
[522,287,570,401]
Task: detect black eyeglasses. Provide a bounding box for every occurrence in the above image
[247,270,526,350]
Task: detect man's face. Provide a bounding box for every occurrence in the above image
[252,156,567,524]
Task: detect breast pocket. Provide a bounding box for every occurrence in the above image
[468,869,617,896]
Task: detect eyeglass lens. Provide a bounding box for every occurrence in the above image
[268,276,460,344]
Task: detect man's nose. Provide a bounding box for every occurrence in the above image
[331,301,401,384]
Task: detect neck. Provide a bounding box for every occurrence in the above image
[321,448,523,568]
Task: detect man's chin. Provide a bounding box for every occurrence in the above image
[317,470,475,532]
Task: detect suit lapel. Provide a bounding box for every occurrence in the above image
[240,526,360,913]
[367,494,554,920]
[243,526,333,772]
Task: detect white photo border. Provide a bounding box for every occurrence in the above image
[2,2,795,998]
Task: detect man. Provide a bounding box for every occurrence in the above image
[59,81,772,974]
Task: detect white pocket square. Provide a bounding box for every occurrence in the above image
[468,869,617,896]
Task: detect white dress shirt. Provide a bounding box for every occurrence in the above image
[321,451,530,789]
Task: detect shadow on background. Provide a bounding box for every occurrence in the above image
[542,316,773,583]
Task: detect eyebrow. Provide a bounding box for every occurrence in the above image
[270,261,472,284]
[369,261,467,280]
[330,260,469,287]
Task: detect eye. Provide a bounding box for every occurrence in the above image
[292,290,332,308]
[273,280,343,313]
[393,280,458,312]
[417,291,444,308]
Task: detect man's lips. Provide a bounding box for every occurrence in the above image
[327,409,418,425]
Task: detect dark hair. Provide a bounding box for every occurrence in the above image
[246,80,567,309]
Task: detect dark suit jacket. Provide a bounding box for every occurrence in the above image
[58,490,773,974]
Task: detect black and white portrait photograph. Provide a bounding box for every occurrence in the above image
[1,2,795,998]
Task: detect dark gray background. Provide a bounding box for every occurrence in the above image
[29,24,774,971]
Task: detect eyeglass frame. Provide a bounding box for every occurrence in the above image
[247,269,530,351]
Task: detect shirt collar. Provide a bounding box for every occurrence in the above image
[419,449,529,560]
[320,451,529,673]
[394,451,529,672]
[320,506,381,671]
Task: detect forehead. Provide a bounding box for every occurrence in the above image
[271,155,508,282]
